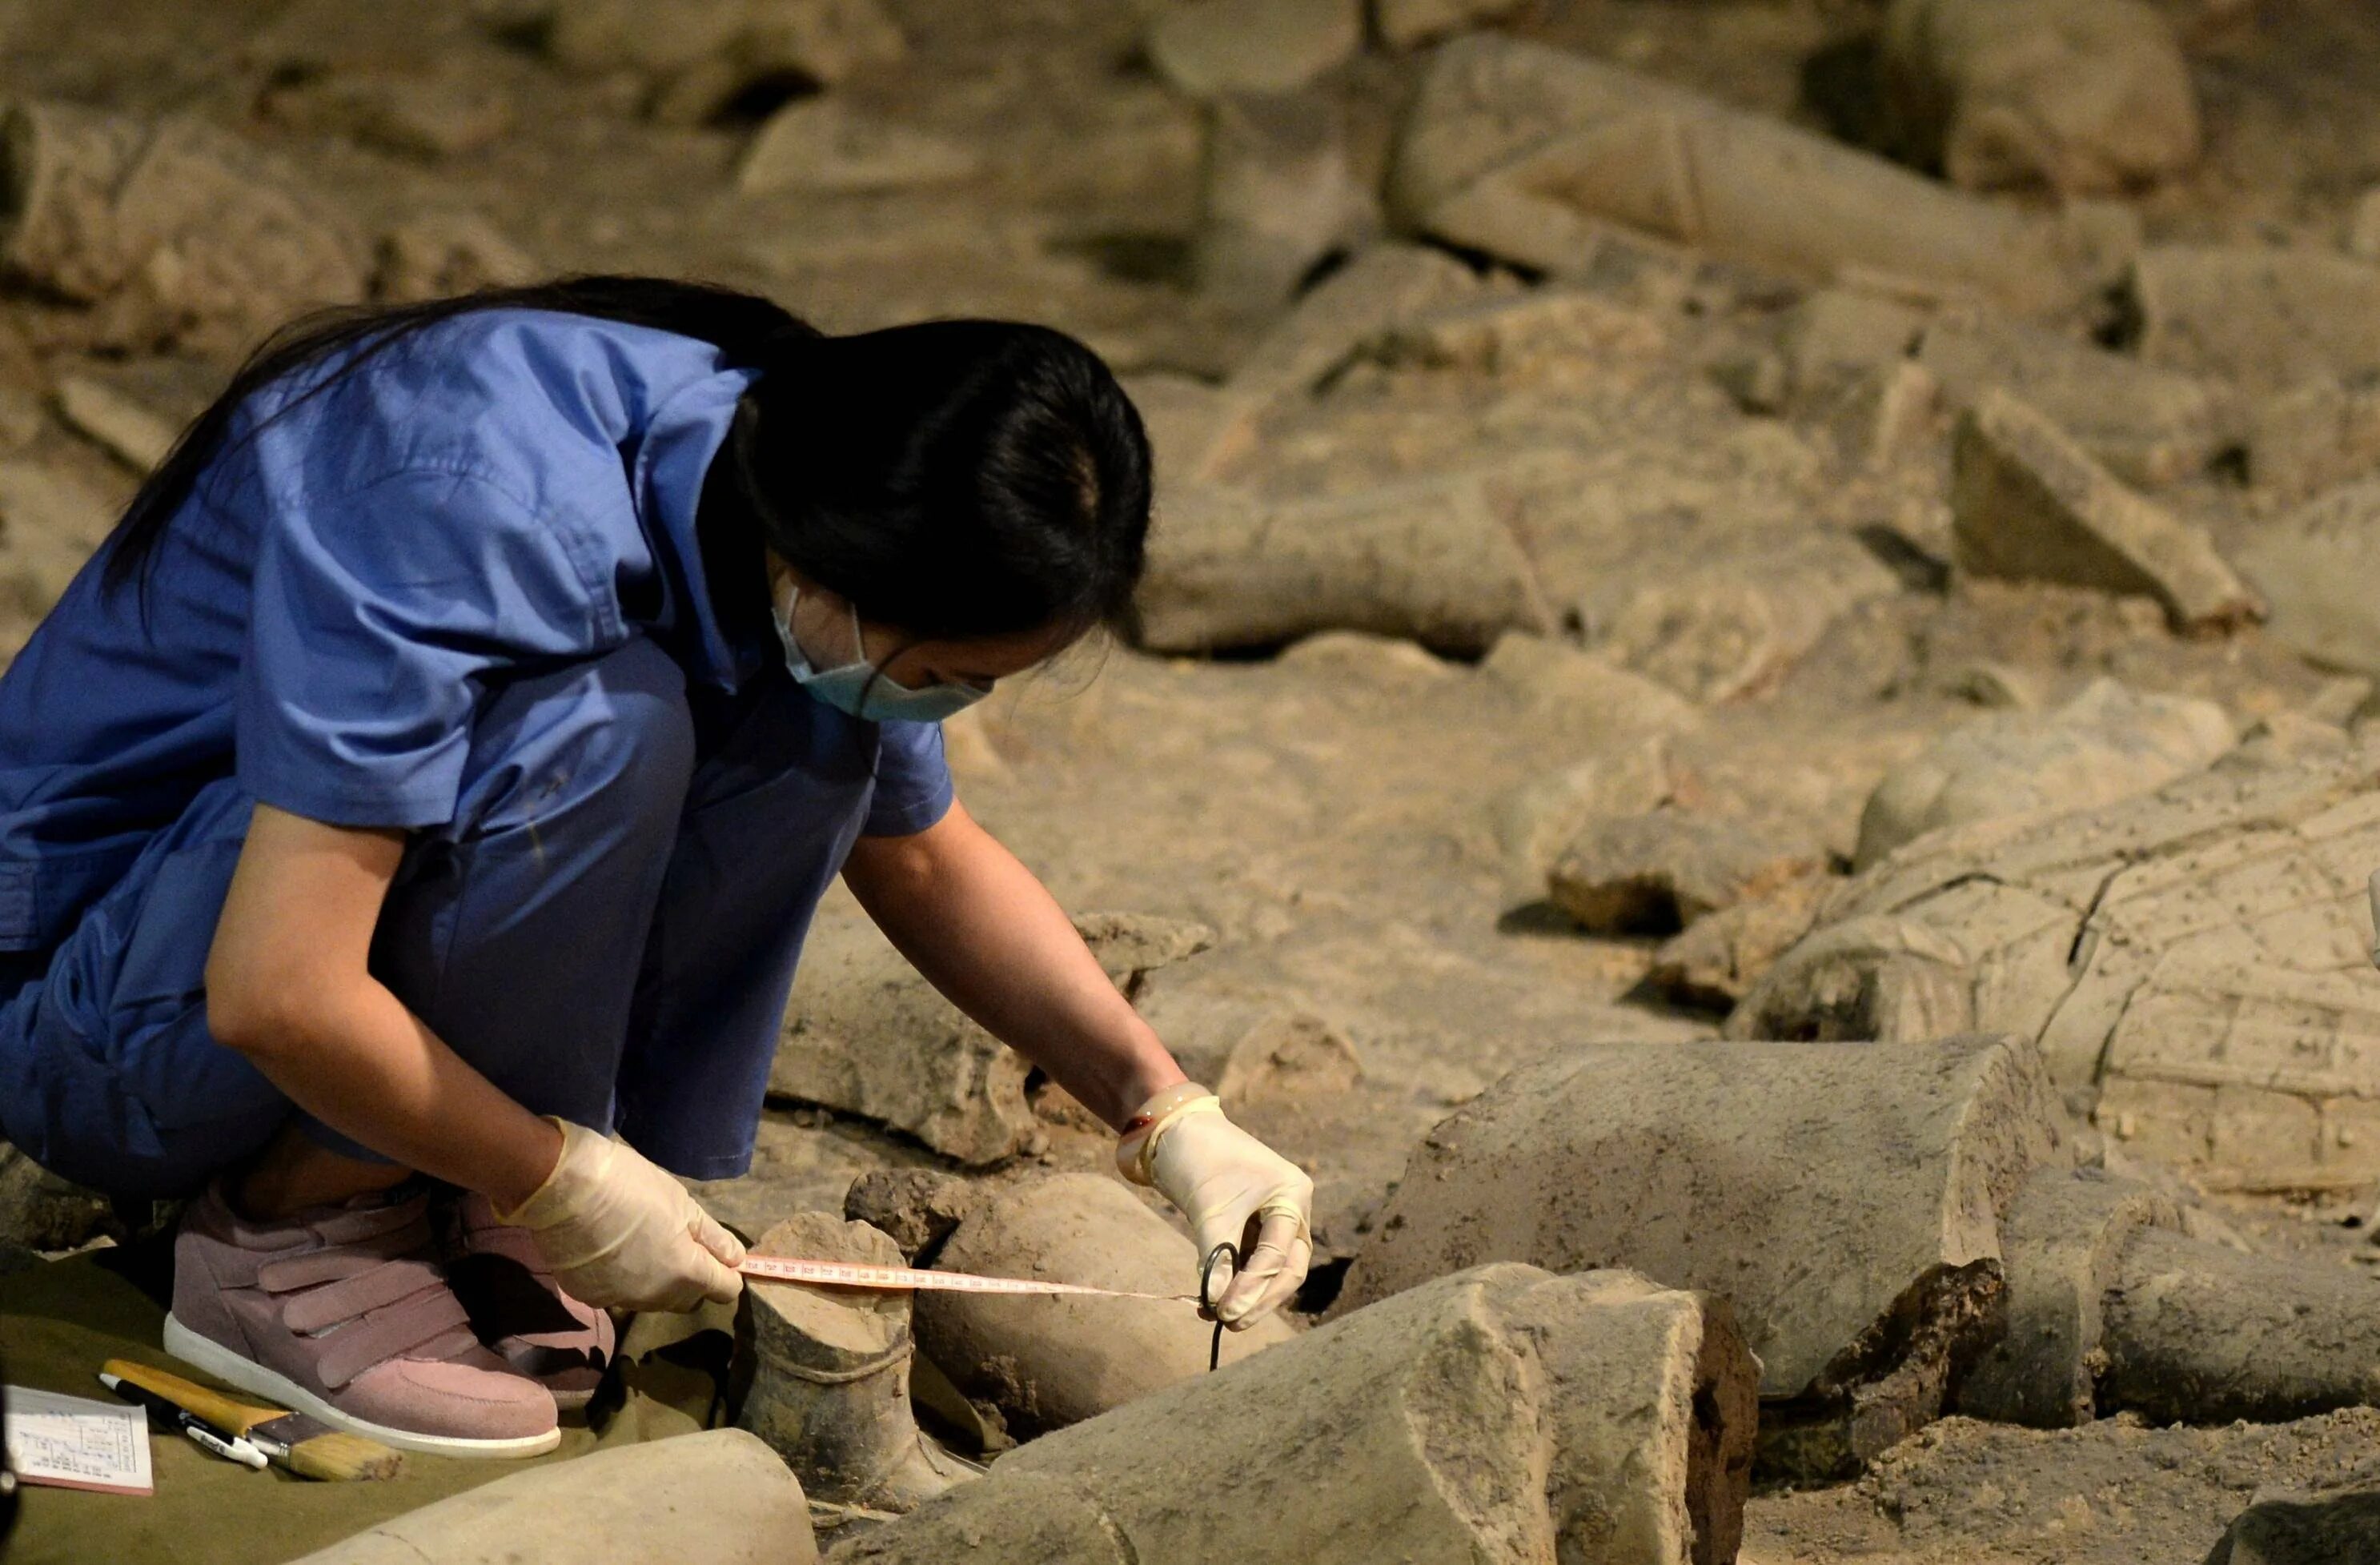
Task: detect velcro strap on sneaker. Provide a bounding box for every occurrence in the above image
[315,1288,477,1390]
[279,1258,449,1338]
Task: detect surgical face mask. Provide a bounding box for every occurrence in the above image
[773,584,991,724]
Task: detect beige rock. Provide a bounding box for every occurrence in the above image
[913,1174,1296,1440]
[2247,375,2380,504]
[1550,812,1824,937]
[1916,312,2238,486]
[0,1142,114,1252]
[1372,0,1527,50]
[1479,631,1704,732]
[2129,245,2380,392]
[1135,473,1553,656]
[1856,676,2236,868]
[841,1169,977,1262]
[1222,241,1483,407]
[1387,35,2092,315]
[546,0,906,125]
[1781,287,1928,393]
[53,375,175,473]
[1131,969,1363,1107]
[1880,0,2200,195]
[2234,480,2380,679]
[0,99,367,352]
[1585,532,1904,703]
[0,463,114,620]
[771,909,1212,1164]
[1735,730,2380,1189]
[374,211,537,303]
[1340,1034,2066,1476]
[1489,738,1676,895]
[1362,286,1670,376]
[2352,187,2380,264]
[1645,872,1830,1009]
[737,1213,974,1511]
[736,99,980,197]
[2205,1479,2380,1565]
[286,1430,817,1565]
[837,1264,1758,1565]
[1194,93,1370,308]
[1950,390,2263,633]
[1146,0,1363,98]
[259,63,515,160]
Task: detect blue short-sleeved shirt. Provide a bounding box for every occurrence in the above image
[0,309,953,955]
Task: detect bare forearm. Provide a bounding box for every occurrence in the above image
[844,805,1186,1128]
[224,985,564,1210]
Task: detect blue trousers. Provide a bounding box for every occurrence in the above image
[0,640,869,1200]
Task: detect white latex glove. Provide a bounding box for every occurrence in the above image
[1142,1098,1313,1329]
[495,1119,746,1314]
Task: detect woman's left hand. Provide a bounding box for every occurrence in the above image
[1145,1102,1313,1328]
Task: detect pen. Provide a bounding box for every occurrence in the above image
[98,1371,270,1471]
[182,1423,269,1470]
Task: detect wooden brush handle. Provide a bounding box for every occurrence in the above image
[102,1359,283,1437]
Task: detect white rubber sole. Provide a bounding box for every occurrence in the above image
[162,1314,563,1460]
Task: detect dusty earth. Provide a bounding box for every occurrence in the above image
[2,1,2379,1561]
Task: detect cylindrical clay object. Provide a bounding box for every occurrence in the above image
[2101,1225,2380,1425]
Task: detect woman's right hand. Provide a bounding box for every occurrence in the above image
[495,1119,746,1313]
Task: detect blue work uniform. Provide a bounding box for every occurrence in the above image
[0,310,953,1199]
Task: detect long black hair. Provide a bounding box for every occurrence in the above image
[100,276,1153,643]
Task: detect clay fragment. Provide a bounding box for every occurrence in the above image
[1145,0,1363,99]
[2247,375,2380,504]
[374,211,536,303]
[0,99,367,351]
[1135,473,1554,656]
[1387,35,2093,315]
[2129,246,2380,391]
[1549,812,1823,936]
[1340,1033,2065,1476]
[544,0,906,126]
[736,1213,975,1512]
[1194,92,1371,309]
[1645,872,1829,1009]
[1879,0,2200,195]
[2205,1480,2380,1565]
[2101,1225,2380,1425]
[834,1264,1758,1565]
[912,1174,1296,1439]
[736,99,979,197]
[285,1430,818,1565]
[1916,311,2238,486]
[2234,479,2380,680]
[1855,676,2235,868]
[1738,730,2380,1190]
[1951,390,2263,633]
[841,1170,978,1263]
[1373,0,1527,50]
[771,909,1210,1165]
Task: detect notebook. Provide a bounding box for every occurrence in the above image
[3,1386,154,1496]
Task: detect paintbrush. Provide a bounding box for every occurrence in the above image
[99,1359,403,1481]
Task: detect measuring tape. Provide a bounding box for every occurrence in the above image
[739,1254,1200,1304]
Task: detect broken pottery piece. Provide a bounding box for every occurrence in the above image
[834,1264,1757,1565]
[1737,730,2380,1190]
[1879,0,2200,195]
[1854,676,2236,869]
[1340,1033,2066,1477]
[736,1213,974,1513]
[912,1174,1296,1440]
[1950,389,2262,633]
[1548,811,1824,937]
[285,1430,817,1565]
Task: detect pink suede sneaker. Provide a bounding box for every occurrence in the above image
[163,1182,559,1459]
[440,1190,614,1412]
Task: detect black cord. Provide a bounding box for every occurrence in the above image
[1199,1242,1238,1373]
